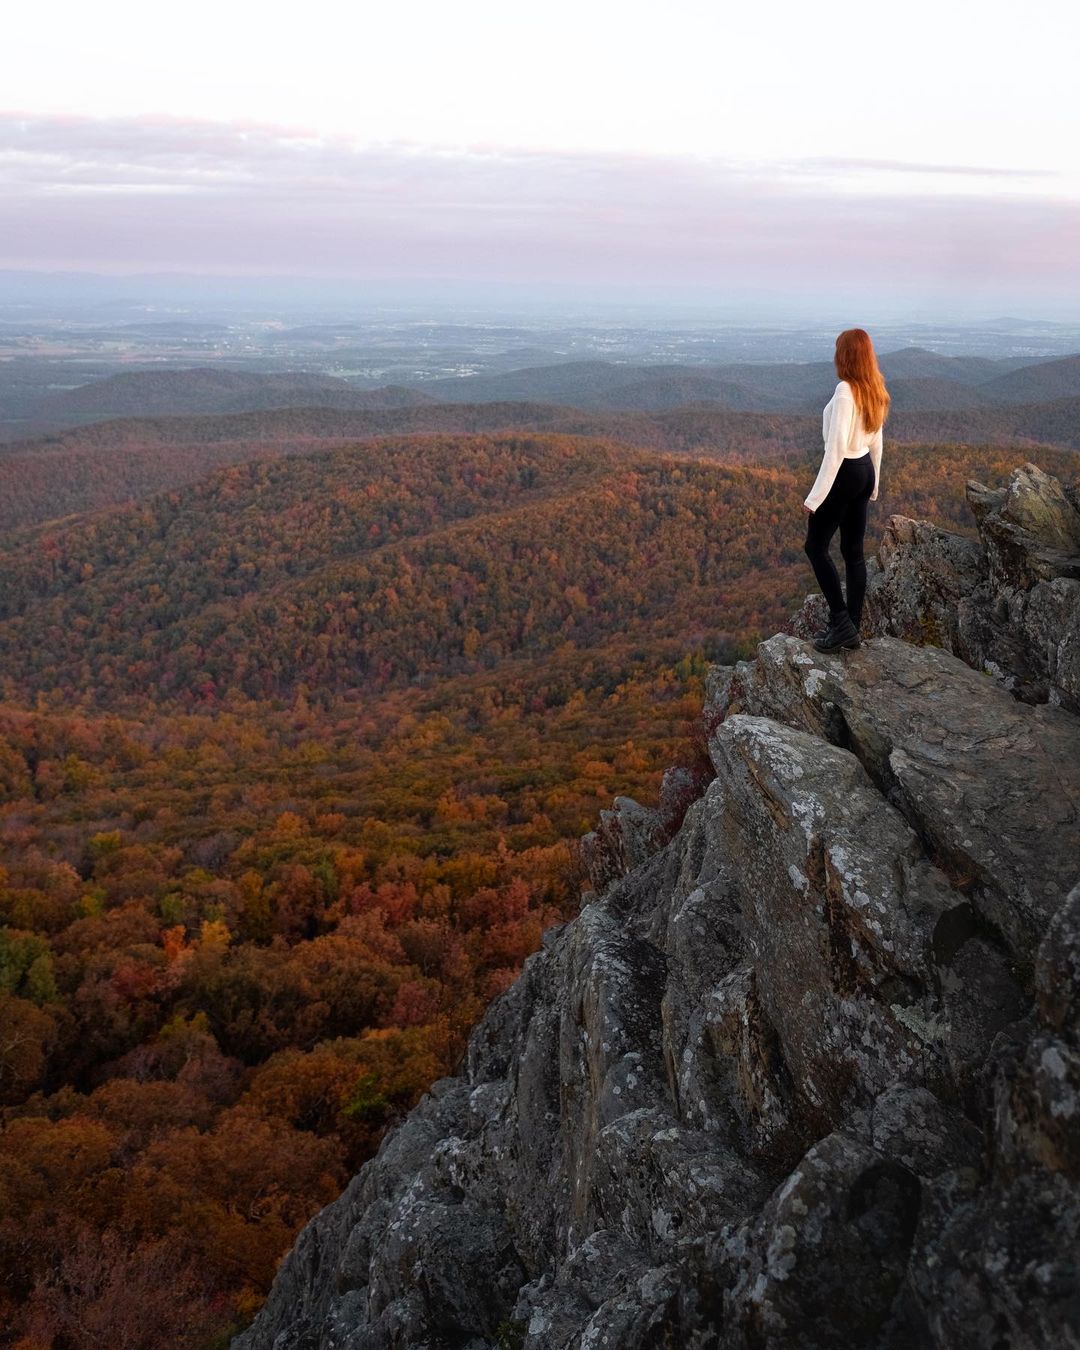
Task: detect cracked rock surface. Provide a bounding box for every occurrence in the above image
[234,464,1080,1350]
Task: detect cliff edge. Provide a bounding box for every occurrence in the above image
[233,462,1080,1350]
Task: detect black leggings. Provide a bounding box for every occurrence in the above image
[803,452,875,623]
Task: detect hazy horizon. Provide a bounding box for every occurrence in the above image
[1,266,1077,330]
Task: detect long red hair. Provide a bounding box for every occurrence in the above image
[835,329,890,434]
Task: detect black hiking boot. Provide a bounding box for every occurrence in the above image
[815,609,865,643]
[813,609,860,652]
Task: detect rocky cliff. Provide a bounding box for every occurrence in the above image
[233,462,1080,1350]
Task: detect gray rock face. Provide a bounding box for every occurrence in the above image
[234,463,1080,1350]
[712,633,1079,969]
[788,461,1080,713]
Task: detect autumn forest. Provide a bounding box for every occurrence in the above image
[2,414,1077,1348]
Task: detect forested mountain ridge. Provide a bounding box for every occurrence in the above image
[234,461,1080,1349]
[3,392,1078,536]
[0,403,822,534]
[0,433,765,709]
[2,433,1076,711]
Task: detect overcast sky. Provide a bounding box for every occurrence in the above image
[2,0,1077,315]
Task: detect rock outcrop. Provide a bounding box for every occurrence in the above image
[788,460,1080,713]
[233,463,1080,1350]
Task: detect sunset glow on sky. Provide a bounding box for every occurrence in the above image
[2,0,1077,313]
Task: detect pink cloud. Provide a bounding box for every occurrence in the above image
[0,111,1075,294]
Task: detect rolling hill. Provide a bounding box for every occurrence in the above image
[0,404,824,533]
[409,346,1047,411]
[32,367,435,420]
[973,352,1080,403]
[3,383,1079,535]
[2,431,1077,714]
[0,434,803,709]
[9,347,1067,444]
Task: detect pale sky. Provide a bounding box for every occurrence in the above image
[2,0,1078,309]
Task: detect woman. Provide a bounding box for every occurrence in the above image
[802,328,890,652]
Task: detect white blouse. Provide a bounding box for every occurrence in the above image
[804,379,883,512]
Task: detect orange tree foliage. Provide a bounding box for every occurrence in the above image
[2,393,1077,534]
[3,433,1071,712]
[0,639,711,1345]
[0,400,828,533]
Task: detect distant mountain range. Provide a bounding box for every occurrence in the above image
[32,367,434,420]
[7,348,1080,442]
[404,347,1080,412]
